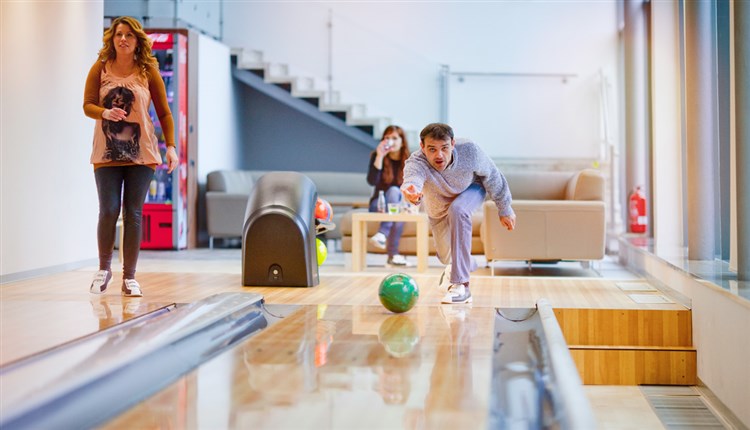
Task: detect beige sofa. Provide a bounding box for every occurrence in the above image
[339,169,605,264]
[481,169,606,265]
[206,170,371,247]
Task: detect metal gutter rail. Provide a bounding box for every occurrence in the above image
[490,299,596,429]
[0,292,269,430]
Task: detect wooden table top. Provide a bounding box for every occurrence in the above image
[351,212,428,222]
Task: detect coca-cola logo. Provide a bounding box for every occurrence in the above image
[148,33,172,43]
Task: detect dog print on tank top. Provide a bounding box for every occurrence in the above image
[101,86,141,161]
[90,66,162,167]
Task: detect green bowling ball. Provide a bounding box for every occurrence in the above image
[378,314,420,357]
[378,273,419,313]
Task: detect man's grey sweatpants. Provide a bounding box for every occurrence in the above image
[429,183,486,284]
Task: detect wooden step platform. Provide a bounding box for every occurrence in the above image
[554,307,696,385]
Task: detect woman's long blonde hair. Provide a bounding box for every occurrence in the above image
[98,16,159,76]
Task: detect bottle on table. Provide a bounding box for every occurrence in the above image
[377,190,386,213]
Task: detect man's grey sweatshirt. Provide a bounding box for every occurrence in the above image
[402,138,514,220]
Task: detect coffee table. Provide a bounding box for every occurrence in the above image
[350,212,430,273]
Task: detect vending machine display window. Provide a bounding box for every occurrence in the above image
[142,32,188,249]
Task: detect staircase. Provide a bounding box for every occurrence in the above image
[231,48,392,142]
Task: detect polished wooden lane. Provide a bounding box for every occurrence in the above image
[101,304,496,430]
[0,259,682,429]
[0,270,685,309]
[0,269,683,366]
[0,298,171,366]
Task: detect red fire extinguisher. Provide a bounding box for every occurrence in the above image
[629,186,647,233]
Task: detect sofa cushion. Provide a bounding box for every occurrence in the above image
[504,171,575,200]
[207,170,258,194]
[304,171,372,199]
[565,169,604,201]
[205,192,249,237]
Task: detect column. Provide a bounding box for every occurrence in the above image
[650,0,684,253]
[735,0,750,280]
[684,0,718,260]
[623,0,651,232]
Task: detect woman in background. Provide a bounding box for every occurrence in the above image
[366,125,411,267]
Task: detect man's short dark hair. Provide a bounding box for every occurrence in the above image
[420,123,454,142]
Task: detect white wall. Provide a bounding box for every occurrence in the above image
[1,1,104,278]
[223,1,619,160]
[189,32,240,182]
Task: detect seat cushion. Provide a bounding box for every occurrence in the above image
[504,171,575,200]
[206,170,257,194]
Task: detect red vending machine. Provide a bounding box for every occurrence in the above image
[142,32,188,249]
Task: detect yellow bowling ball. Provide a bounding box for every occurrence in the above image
[316,238,327,265]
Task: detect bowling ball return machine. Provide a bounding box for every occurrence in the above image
[242,171,328,287]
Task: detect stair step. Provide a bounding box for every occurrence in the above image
[326,111,347,121]
[248,69,265,79]
[569,344,696,351]
[301,97,320,107]
[568,346,696,385]
[274,82,292,93]
[554,308,693,347]
[231,47,264,64]
[292,89,325,99]
[245,49,264,64]
[348,117,391,139]
[553,308,696,385]
[293,76,317,92]
[354,124,374,136]
[348,103,366,118]
[264,63,289,77]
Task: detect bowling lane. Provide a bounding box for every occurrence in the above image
[0,299,172,366]
[100,305,497,430]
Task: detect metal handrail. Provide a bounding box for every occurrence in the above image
[451,71,578,80]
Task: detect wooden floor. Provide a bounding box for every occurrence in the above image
[0,251,689,429]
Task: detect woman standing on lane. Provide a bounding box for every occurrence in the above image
[83,16,178,297]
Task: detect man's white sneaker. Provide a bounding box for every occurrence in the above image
[438,264,452,292]
[369,232,387,250]
[386,254,413,268]
[441,283,472,304]
[90,270,112,294]
[440,306,468,325]
[122,279,143,297]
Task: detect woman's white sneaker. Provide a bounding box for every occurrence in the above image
[369,232,387,250]
[122,279,143,297]
[90,270,112,294]
[386,254,413,268]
